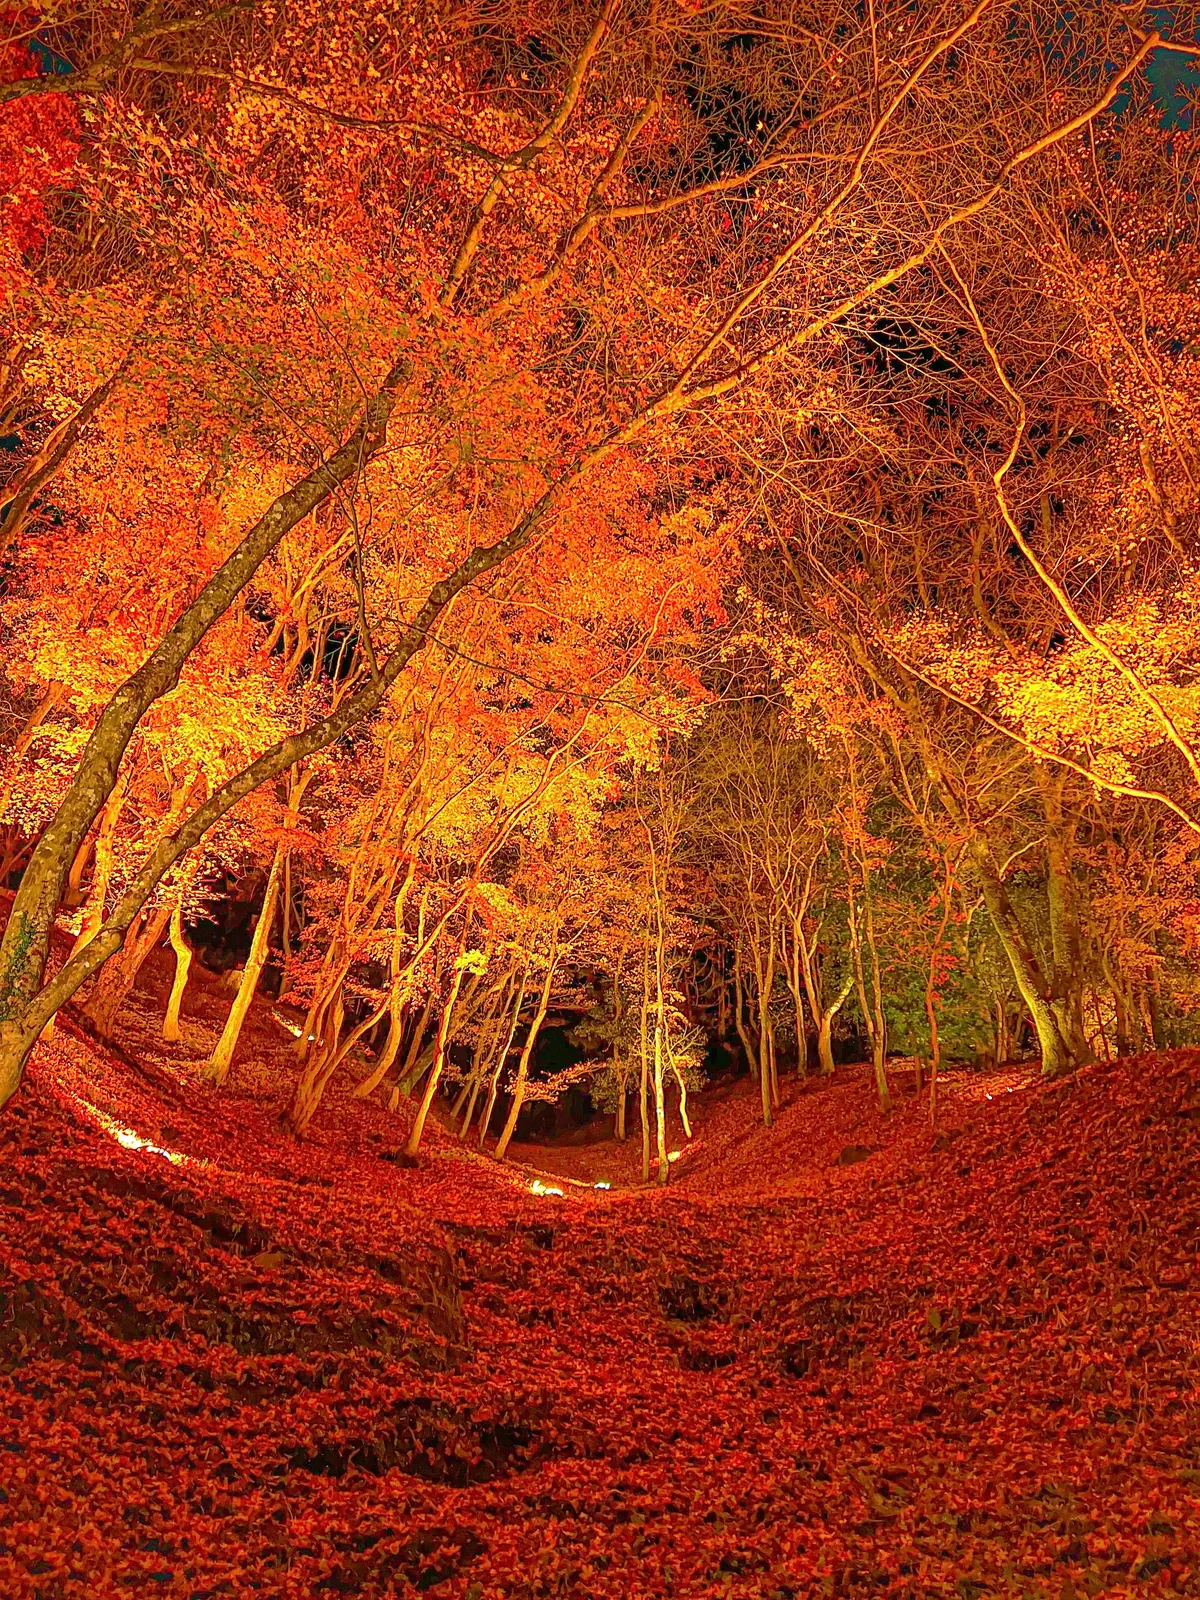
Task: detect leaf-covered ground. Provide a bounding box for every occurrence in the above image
[1,1011,1198,1599]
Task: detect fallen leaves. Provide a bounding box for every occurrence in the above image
[1,1029,1198,1598]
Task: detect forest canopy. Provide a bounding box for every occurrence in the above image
[3,0,1200,1149]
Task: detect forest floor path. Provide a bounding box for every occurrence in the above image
[1,987,1197,1599]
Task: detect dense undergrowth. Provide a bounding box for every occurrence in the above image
[1,1012,1198,1599]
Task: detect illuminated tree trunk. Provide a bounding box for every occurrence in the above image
[354,976,411,1101]
[406,961,470,1159]
[204,843,283,1087]
[672,1065,692,1140]
[1036,766,1093,1070]
[64,834,93,911]
[733,952,759,1079]
[751,915,777,1124]
[797,915,851,1078]
[297,807,398,1070]
[612,954,627,1140]
[0,362,410,1109]
[653,1018,669,1185]
[394,988,436,1103]
[479,965,527,1146]
[85,896,172,1039]
[458,996,504,1135]
[40,774,131,1042]
[87,794,201,1039]
[163,895,192,1043]
[291,988,395,1135]
[69,774,129,958]
[352,871,426,1102]
[970,838,1079,1078]
[452,976,504,1128]
[639,942,651,1183]
[864,903,890,1114]
[847,865,890,1110]
[816,972,853,1078]
[495,934,557,1162]
[784,915,808,1076]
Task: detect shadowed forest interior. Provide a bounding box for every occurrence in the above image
[0,2,1198,1596]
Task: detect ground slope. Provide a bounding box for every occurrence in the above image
[1,1025,1198,1600]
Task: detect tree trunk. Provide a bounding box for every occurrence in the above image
[495,941,556,1162]
[785,915,808,1076]
[1037,764,1093,1070]
[86,895,173,1039]
[612,957,627,1139]
[672,1065,692,1139]
[456,975,510,1136]
[653,1018,669,1185]
[163,895,192,1043]
[639,948,651,1183]
[0,361,411,1108]
[860,871,891,1113]
[406,961,469,1158]
[395,988,437,1101]
[733,954,758,1080]
[204,844,283,1087]
[479,966,527,1146]
[970,837,1080,1077]
[353,975,412,1100]
[816,972,853,1077]
[290,988,393,1135]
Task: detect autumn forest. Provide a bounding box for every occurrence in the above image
[1,1,1198,1596]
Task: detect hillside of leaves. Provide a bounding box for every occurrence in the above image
[2,1012,1197,1600]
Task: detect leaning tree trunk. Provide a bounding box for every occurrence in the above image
[163,895,193,1043]
[406,962,470,1158]
[815,971,853,1077]
[289,989,392,1135]
[478,967,526,1145]
[457,971,513,1136]
[672,1064,692,1140]
[90,852,199,1040]
[353,971,412,1100]
[86,895,173,1039]
[204,844,284,1087]
[0,362,411,1109]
